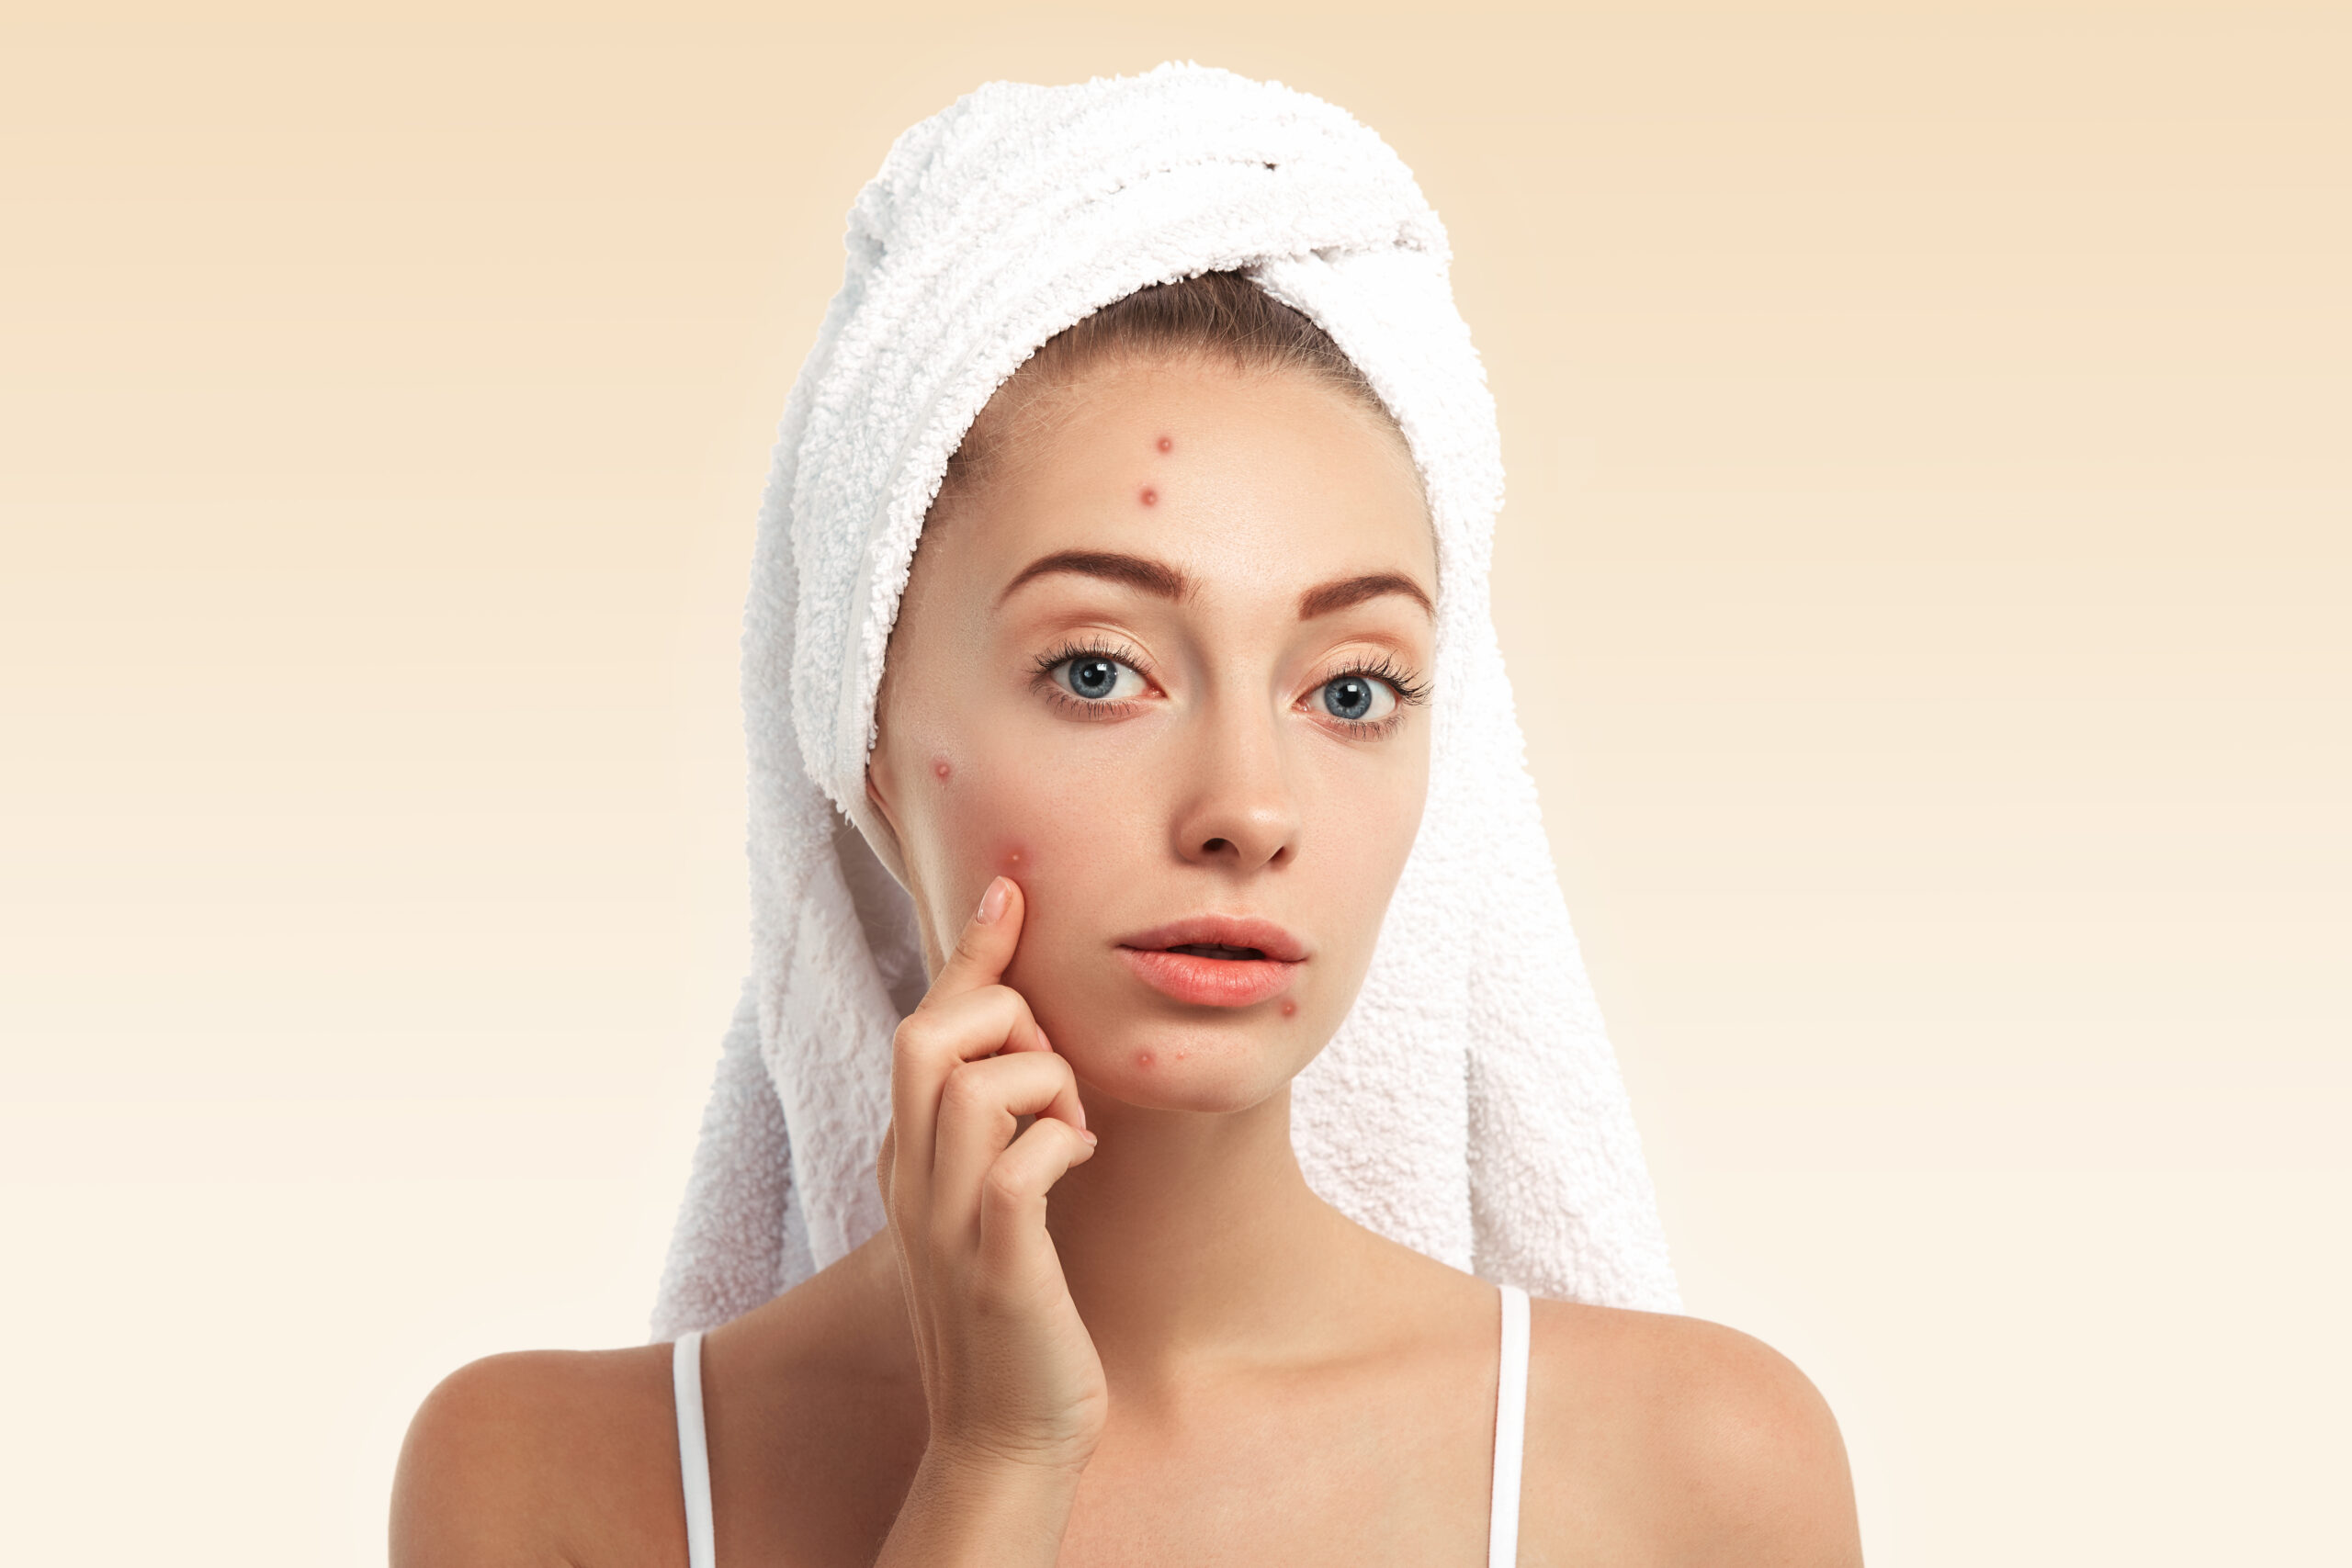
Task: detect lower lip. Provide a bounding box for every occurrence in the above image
[1117,948,1302,1008]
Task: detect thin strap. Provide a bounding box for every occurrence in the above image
[1487,1285,1532,1568]
[673,1331,717,1568]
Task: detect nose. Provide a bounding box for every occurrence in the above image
[1170,694,1301,874]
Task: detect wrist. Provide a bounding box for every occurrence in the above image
[919,1438,1091,1506]
[877,1445,1089,1568]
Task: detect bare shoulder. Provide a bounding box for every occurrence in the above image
[1519,1299,1860,1567]
[389,1340,683,1568]
[389,1242,918,1568]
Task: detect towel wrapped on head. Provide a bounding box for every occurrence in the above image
[651,62,1679,1340]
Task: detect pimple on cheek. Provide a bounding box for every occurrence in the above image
[1156,435,1173,454]
[1137,1051,1155,1069]
[930,753,952,782]
[1138,487,1158,506]
[1281,999,1298,1018]
[993,840,1031,876]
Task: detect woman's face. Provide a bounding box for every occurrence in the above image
[868,354,1436,1114]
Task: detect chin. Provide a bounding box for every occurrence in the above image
[1049,1011,1310,1116]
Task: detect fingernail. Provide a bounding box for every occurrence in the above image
[975,876,1009,925]
[1080,1129,1098,1145]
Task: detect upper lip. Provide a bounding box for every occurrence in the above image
[1115,915,1308,964]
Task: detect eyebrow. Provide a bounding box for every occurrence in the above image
[999,549,1192,604]
[998,549,1435,622]
[1297,572,1434,622]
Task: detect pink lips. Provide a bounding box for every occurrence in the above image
[1114,915,1307,1009]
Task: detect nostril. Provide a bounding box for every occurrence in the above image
[1203,837,1231,854]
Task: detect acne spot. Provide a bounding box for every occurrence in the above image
[931,754,952,782]
[1139,487,1158,506]
[1156,435,1173,454]
[1137,1052,1156,1069]
[1281,1000,1298,1018]
[995,841,1029,875]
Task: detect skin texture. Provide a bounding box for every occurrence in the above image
[870,353,1435,1118]
[390,355,1862,1568]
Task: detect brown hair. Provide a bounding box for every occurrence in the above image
[930,270,1414,520]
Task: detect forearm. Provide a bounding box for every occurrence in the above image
[875,1450,1085,1568]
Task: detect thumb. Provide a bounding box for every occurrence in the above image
[924,874,1024,1005]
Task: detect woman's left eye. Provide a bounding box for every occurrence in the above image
[1317,673,1399,724]
[1053,654,1148,703]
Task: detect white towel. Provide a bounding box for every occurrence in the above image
[651,62,1679,1340]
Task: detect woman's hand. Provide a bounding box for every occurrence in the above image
[876,876,1105,1567]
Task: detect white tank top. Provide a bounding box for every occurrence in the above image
[673,1282,1532,1568]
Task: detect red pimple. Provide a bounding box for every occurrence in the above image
[1139,487,1158,506]
[1281,999,1298,1018]
[1137,1051,1156,1069]
[1156,435,1173,453]
[931,754,952,781]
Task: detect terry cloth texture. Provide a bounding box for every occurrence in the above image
[651,62,1679,1339]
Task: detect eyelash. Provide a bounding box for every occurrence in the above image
[1031,637,1156,719]
[1030,638,1431,733]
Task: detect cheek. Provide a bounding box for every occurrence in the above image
[921,750,1040,875]
[1295,740,1430,956]
[907,744,1070,919]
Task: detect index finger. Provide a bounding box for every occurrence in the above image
[921,874,1025,1009]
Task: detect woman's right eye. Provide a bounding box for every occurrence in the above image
[1052,653,1148,704]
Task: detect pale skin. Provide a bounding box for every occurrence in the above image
[390,354,1862,1566]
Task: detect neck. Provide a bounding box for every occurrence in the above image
[1044,1082,1362,1385]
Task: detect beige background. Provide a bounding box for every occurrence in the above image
[3,2,2346,1562]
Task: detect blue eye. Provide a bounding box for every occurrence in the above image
[1320,674,1397,723]
[1054,654,1146,703]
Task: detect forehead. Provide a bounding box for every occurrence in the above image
[941,358,1434,599]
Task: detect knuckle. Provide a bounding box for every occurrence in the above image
[939,1066,995,1117]
[891,1016,932,1058]
[981,1161,1032,1213]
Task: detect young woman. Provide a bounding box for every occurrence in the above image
[391,69,1860,1568]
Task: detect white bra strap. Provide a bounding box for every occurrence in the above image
[673,1330,718,1568]
[1488,1284,1532,1568]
